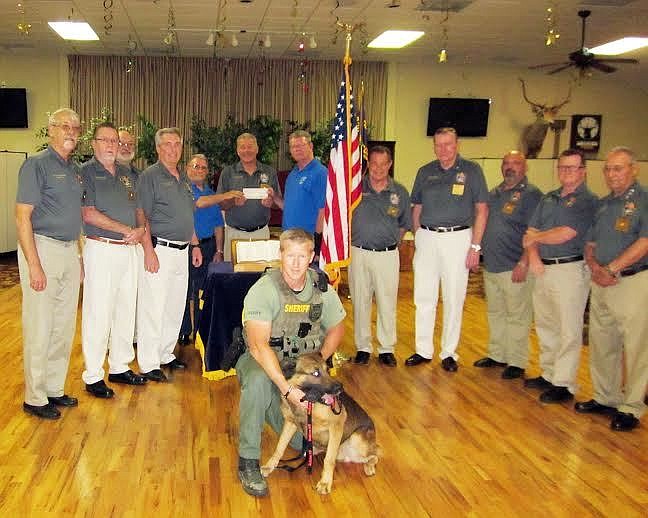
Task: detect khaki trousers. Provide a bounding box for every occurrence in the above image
[18,235,80,406]
[349,246,400,354]
[589,270,648,418]
[224,225,270,262]
[483,270,534,368]
[532,261,590,393]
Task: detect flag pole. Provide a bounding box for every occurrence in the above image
[343,29,354,239]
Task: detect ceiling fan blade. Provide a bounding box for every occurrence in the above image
[547,63,574,75]
[595,58,639,64]
[590,61,616,73]
[529,61,571,69]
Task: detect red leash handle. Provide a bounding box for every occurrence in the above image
[307,401,313,474]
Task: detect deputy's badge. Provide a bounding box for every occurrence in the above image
[624,201,636,216]
[615,217,630,233]
[387,206,399,217]
[390,193,400,205]
[455,172,466,184]
[452,183,465,196]
[565,196,576,207]
[309,303,323,322]
[502,202,515,215]
[119,175,132,189]
[510,191,521,202]
[259,173,269,184]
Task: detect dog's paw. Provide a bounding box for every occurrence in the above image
[315,478,332,494]
[260,463,275,477]
[363,463,376,476]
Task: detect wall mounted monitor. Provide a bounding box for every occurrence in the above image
[0,88,28,128]
[426,97,491,138]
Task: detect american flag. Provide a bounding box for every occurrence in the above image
[319,73,362,279]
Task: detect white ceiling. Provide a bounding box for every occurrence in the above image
[1,0,647,86]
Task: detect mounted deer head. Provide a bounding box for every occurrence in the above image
[519,79,571,158]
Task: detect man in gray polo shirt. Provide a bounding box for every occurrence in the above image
[475,151,542,380]
[136,127,202,382]
[575,146,648,432]
[16,107,83,420]
[117,129,140,176]
[523,148,598,404]
[80,122,147,399]
[211,133,280,261]
[350,145,411,367]
[407,127,489,372]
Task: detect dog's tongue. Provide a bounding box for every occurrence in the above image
[322,394,335,406]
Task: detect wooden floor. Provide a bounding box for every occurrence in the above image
[0,257,646,517]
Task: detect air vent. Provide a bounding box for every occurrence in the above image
[415,0,475,12]
[579,0,635,5]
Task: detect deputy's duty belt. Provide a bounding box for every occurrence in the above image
[86,235,129,245]
[153,236,189,250]
[620,264,648,277]
[232,224,266,232]
[356,244,398,252]
[421,225,469,233]
[541,255,583,265]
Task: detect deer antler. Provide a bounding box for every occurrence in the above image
[552,84,572,111]
[519,78,543,109]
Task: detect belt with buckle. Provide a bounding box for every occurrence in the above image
[86,235,129,246]
[153,236,189,250]
[356,244,398,252]
[198,236,215,244]
[421,225,469,233]
[541,255,583,265]
[232,224,266,232]
[620,264,648,278]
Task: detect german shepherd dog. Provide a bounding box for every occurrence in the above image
[261,352,378,494]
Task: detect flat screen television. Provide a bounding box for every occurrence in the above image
[0,88,28,128]
[426,97,490,137]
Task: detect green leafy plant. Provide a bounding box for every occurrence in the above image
[136,115,158,166]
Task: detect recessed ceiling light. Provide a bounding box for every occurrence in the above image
[589,37,648,56]
[48,22,99,41]
[368,30,424,49]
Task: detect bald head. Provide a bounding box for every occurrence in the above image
[501,150,527,189]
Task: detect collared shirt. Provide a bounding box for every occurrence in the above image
[529,182,598,258]
[586,182,648,267]
[136,161,195,241]
[482,177,543,273]
[217,161,280,229]
[282,158,327,233]
[81,158,138,240]
[411,155,488,227]
[351,175,412,249]
[16,146,82,241]
[192,183,224,239]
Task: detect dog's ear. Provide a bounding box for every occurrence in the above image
[280,358,297,379]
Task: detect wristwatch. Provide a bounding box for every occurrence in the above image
[470,243,482,252]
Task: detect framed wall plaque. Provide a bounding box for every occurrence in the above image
[570,114,602,153]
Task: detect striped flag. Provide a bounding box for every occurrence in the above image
[319,70,362,281]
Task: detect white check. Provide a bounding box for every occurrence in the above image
[243,187,269,200]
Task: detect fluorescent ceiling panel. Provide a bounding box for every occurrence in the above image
[368,31,424,49]
[48,22,99,41]
[589,37,648,55]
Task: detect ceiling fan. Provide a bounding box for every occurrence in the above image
[529,10,639,75]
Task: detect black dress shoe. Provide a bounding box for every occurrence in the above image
[405,353,431,366]
[86,380,115,399]
[501,366,525,379]
[540,386,573,403]
[574,399,616,415]
[354,351,370,365]
[141,369,168,382]
[23,402,61,420]
[610,411,640,432]
[378,353,397,367]
[441,357,458,372]
[108,370,148,385]
[473,357,506,368]
[162,358,186,370]
[178,335,191,345]
[48,394,79,407]
[524,376,553,390]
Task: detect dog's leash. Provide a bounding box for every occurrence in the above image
[277,401,313,473]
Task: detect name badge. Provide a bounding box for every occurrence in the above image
[452,184,465,196]
[615,217,630,233]
[502,202,515,215]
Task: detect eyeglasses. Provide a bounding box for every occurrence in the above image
[603,165,627,173]
[190,164,208,170]
[51,122,82,135]
[557,165,584,173]
[95,137,119,145]
[119,141,135,148]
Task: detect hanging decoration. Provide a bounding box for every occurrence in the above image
[16,2,32,35]
[126,34,137,73]
[103,0,114,36]
[297,59,309,92]
[163,2,177,54]
[438,3,449,63]
[545,3,560,46]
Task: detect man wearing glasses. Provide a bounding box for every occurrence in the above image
[116,129,140,176]
[523,148,598,404]
[136,128,202,382]
[179,154,225,344]
[16,108,83,420]
[79,122,147,399]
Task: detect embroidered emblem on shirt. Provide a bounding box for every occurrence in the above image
[259,173,269,184]
[390,193,400,205]
[455,172,466,184]
[565,196,576,207]
[119,175,132,189]
[510,191,521,202]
